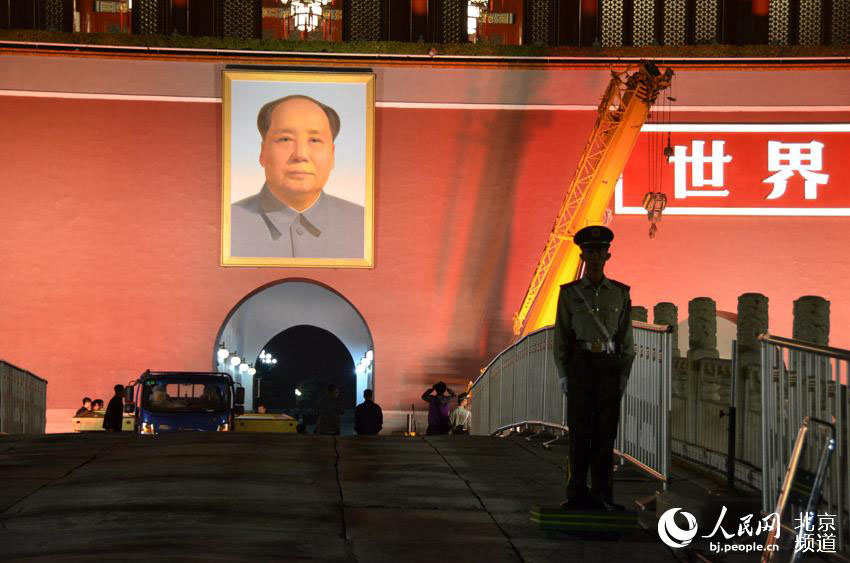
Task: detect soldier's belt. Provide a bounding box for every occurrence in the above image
[578,341,616,354]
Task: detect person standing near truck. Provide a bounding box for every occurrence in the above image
[103,384,125,432]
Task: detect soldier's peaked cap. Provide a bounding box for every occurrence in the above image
[574,225,614,247]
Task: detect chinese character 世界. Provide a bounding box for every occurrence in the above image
[763,141,829,200]
[669,140,732,199]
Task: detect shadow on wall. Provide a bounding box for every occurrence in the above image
[424,71,555,388]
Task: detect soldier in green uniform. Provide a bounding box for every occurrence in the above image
[554,225,635,511]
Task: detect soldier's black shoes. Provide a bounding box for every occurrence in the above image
[600,500,626,512]
[559,497,593,510]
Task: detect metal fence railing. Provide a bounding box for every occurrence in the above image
[470,328,564,438]
[616,321,674,484]
[470,322,673,485]
[0,360,48,434]
[760,334,850,555]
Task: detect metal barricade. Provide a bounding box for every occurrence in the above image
[0,360,48,434]
[760,334,850,555]
[470,327,566,436]
[615,322,674,487]
[470,322,673,485]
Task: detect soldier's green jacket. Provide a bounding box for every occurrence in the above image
[553,276,636,381]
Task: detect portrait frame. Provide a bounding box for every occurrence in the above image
[221,70,375,268]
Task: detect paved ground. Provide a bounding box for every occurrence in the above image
[0,432,753,562]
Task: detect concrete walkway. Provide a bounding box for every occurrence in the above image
[0,432,681,562]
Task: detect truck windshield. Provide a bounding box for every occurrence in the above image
[141,379,231,413]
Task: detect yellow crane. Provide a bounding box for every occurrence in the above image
[513,62,674,338]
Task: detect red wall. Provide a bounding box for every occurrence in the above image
[1,96,848,423]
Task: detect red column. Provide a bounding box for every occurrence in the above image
[78,0,94,33]
[752,0,769,42]
[580,0,599,46]
[412,0,428,41]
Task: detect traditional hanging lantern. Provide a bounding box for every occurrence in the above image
[281,0,332,33]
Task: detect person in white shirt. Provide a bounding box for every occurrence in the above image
[449,395,471,435]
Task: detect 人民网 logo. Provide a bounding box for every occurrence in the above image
[657,508,699,549]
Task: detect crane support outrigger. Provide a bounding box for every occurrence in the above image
[513,62,673,338]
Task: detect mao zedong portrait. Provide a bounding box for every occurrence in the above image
[231,95,365,259]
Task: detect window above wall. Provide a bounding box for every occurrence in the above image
[0,0,846,50]
[468,0,523,45]
[261,0,343,41]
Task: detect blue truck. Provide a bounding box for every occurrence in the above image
[124,371,245,434]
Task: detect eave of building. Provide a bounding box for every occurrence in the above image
[2,40,850,71]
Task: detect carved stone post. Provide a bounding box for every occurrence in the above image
[736,293,768,456]
[688,297,719,361]
[793,296,830,345]
[654,302,680,357]
[737,293,768,368]
[631,306,648,322]
[790,296,831,433]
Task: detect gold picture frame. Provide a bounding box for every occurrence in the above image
[221,70,375,268]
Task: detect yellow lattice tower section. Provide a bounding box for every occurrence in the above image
[513,62,674,338]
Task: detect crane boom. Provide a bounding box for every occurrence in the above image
[513,62,673,338]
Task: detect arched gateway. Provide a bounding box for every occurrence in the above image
[213,280,374,415]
